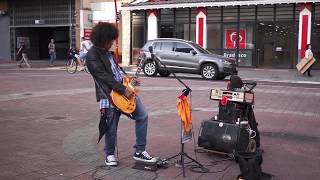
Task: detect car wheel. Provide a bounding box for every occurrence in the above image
[158,70,171,77]
[201,63,218,80]
[143,61,158,76]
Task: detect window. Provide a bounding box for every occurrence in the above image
[153,42,161,50]
[257,5,274,21]
[175,8,190,39]
[276,4,294,21]
[160,42,174,51]
[175,43,194,53]
[207,23,221,51]
[223,6,238,22]
[207,7,221,23]
[240,6,255,21]
[160,9,174,38]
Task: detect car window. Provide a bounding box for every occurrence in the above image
[160,42,174,52]
[142,41,152,51]
[191,43,210,54]
[175,43,194,53]
[153,42,161,50]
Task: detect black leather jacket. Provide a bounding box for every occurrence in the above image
[86,46,126,102]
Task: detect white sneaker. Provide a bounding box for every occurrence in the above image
[133,151,157,163]
[105,155,118,166]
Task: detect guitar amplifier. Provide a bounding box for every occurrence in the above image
[218,102,245,124]
[198,120,249,154]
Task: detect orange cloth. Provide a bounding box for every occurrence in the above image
[177,96,192,133]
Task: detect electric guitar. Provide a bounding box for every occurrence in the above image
[110,56,144,114]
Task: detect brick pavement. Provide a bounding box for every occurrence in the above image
[1,59,320,84]
[0,65,320,179]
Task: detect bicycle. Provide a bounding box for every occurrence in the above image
[66,48,90,74]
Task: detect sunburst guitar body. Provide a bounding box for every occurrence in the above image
[110,55,145,114]
[111,76,137,114]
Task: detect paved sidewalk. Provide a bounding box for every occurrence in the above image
[1,59,319,84]
[0,66,319,180]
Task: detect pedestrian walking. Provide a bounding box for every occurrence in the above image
[16,42,31,68]
[303,44,315,77]
[48,39,56,66]
[77,37,92,70]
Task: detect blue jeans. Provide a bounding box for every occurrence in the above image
[49,52,56,65]
[103,96,148,156]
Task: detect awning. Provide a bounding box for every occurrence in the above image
[122,0,317,11]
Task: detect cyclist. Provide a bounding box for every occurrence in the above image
[78,37,92,70]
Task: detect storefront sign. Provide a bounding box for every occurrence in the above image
[83,28,92,40]
[225,29,246,49]
[223,50,253,67]
[223,52,247,58]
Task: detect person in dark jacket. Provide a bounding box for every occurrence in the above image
[86,22,156,166]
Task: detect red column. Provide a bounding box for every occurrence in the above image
[196,8,207,48]
[298,3,312,59]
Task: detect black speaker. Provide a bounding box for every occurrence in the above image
[198,120,249,154]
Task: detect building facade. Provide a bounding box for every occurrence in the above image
[0,0,80,60]
[123,0,320,69]
[0,0,10,60]
[0,0,124,62]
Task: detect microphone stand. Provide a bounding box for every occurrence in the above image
[149,49,203,177]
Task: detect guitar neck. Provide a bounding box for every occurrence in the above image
[134,57,144,78]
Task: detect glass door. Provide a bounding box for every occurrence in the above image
[256,22,293,68]
[273,22,293,68]
[257,22,274,67]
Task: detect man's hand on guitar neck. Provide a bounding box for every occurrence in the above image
[132,77,141,86]
[124,87,135,99]
[126,76,141,86]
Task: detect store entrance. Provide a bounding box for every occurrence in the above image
[256,22,293,68]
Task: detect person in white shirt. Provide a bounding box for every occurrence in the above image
[304,44,314,77]
[78,37,92,70]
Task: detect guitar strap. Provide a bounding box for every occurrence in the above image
[92,77,115,106]
[92,50,123,107]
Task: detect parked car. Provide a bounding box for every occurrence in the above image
[139,38,238,80]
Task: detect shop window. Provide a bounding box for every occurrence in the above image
[132,11,146,64]
[207,7,221,23]
[257,5,274,21]
[191,8,197,24]
[207,23,221,53]
[240,6,255,22]
[294,4,300,21]
[160,9,174,38]
[175,8,190,40]
[190,24,196,43]
[312,22,320,68]
[276,4,294,21]
[223,24,254,67]
[315,3,320,21]
[312,3,320,68]
[223,6,238,22]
